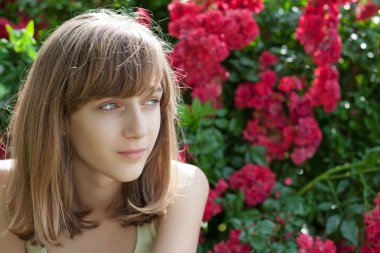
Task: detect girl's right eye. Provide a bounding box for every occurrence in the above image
[100,102,120,111]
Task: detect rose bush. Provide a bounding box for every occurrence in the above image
[170,0,380,252]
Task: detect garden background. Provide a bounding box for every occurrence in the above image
[1,0,380,252]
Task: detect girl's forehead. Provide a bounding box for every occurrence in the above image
[145,85,164,94]
[97,83,163,99]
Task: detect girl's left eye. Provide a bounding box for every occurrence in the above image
[144,98,160,107]
[100,102,119,111]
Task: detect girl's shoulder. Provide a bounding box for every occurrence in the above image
[153,161,209,253]
[171,160,208,191]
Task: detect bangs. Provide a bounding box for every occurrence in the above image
[65,21,166,112]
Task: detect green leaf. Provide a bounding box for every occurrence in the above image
[246,146,267,165]
[325,214,341,235]
[239,209,261,221]
[5,25,14,43]
[229,218,243,229]
[337,179,349,194]
[316,182,331,193]
[347,203,366,214]
[285,196,305,215]
[250,235,267,252]
[27,46,36,59]
[215,108,228,117]
[224,191,245,219]
[340,219,358,246]
[25,20,35,37]
[255,220,276,236]
[215,119,229,129]
[239,57,256,67]
[318,202,334,211]
[271,242,285,253]
[192,98,202,119]
[5,24,13,37]
[228,118,242,136]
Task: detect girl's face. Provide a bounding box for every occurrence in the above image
[68,85,163,183]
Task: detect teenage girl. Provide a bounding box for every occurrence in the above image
[0,9,209,253]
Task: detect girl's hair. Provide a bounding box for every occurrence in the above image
[4,9,180,246]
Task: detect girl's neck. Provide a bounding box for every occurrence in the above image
[72,159,123,216]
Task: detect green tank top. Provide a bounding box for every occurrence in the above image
[25,221,156,253]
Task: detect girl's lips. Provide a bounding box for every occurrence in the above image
[117,148,147,160]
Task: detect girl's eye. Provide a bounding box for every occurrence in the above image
[145,98,160,107]
[100,102,119,111]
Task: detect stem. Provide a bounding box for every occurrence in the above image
[358,169,379,208]
[327,180,343,215]
[298,161,364,195]
[325,167,380,180]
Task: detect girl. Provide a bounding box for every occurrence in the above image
[0,9,209,253]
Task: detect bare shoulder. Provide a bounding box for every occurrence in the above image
[153,162,209,253]
[171,161,209,195]
[0,160,24,253]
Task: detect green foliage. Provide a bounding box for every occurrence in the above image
[6,21,36,59]
[179,0,380,252]
[179,98,267,183]
[0,21,36,133]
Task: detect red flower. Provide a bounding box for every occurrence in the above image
[229,164,276,207]
[296,4,325,54]
[278,76,304,94]
[234,82,255,109]
[213,0,264,13]
[361,193,380,252]
[223,9,260,50]
[292,117,322,147]
[356,1,380,21]
[375,193,380,207]
[203,190,223,222]
[259,51,278,70]
[168,0,201,22]
[215,178,229,195]
[312,29,342,65]
[289,92,313,123]
[171,27,229,103]
[252,80,274,97]
[135,8,151,28]
[337,240,355,253]
[259,70,277,87]
[284,177,293,186]
[208,229,251,253]
[296,233,337,253]
[178,144,191,163]
[290,117,322,165]
[296,2,342,66]
[203,178,228,222]
[307,65,341,113]
[169,1,260,104]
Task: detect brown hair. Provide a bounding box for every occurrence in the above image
[4,9,180,246]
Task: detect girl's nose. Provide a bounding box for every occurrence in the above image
[121,104,147,139]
